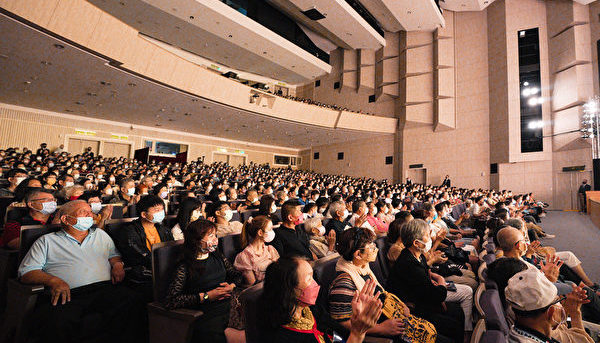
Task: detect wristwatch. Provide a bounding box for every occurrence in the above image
[201,292,209,303]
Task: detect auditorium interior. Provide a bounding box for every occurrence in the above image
[2,0,600,342]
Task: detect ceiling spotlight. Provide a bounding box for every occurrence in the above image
[53,44,64,49]
[100,81,112,86]
[228,34,232,38]
[87,92,97,97]
[523,81,529,86]
[189,15,194,19]
[519,31,526,37]
[527,97,543,106]
[528,120,544,129]
[23,81,31,85]
[75,101,84,105]
[127,82,137,87]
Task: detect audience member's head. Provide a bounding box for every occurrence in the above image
[136,194,165,225]
[241,215,274,247]
[336,227,377,263]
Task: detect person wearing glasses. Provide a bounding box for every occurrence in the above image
[0,188,57,249]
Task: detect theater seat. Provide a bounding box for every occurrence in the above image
[373,237,389,282]
[0,224,61,343]
[479,288,509,335]
[147,240,203,343]
[479,329,506,343]
[0,248,18,310]
[231,211,242,223]
[241,209,259,222]
[110,204,124,219]
[104,217,137,240]
[218,234,243,263]
[240,282,264,343]
[164,215,177,230]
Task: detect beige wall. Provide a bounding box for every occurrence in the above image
[307,135,395,181]
[0,103,300,165]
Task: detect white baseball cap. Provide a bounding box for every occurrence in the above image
[505,268,558,311]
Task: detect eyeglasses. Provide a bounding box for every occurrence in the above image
[30,197,55,202]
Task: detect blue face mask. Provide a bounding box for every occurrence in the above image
[432,213,438,221]
[37,201,57,215]
[151,210,165,224]
[71,216,94,231]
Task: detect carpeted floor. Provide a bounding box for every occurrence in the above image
[539,210,600,283]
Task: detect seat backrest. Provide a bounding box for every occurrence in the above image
[231,211,242,223]
[240,282,264,343]
[105,217,138,241]
[110,204,124,219]
[480,288,509,334]
[484,279,498,290]
[471,318,486,343]
[127,204,137,218]
[321,218,330,227]
[482,253,496,265]
[313,253,340,309]
[218,234,243,263]
[479,330,506,343]
[241,209,259,223]
[164,215,178,230]
[0,196,15,225]
[19,224,62,261]
[374,237,390,281]
[485,243,496,254]
[151,240,184,302]
[475,283,486,317]
[452,206,462,220]
[274,208,281,220]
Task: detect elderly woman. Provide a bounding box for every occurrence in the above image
[328,226,437,343]
[303,217,336,259]
[386,219,473,343]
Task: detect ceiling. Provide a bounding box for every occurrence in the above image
[265,0,386,50]
[0,13,389,149]
[87,0,331,84]
[359,0,445,32]
[439,0,596,12]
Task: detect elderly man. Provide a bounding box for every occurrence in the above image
[18,200,145,343]
[325,200,358,236]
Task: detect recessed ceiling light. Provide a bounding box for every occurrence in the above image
[263,51,267,54]
[407,10,412,14]
[96,103,102,107]
[228,34,232,38]
[65,109,73,112]
[175,26,181,30]
[156,123,162,126]
[75,101,84,105]
[184,112,191,116]
[189,15,194,19]
[40,60,52,65]
[127,82,137,87]
[168,118,175,122]
[192,99,198,102]
[119,1,125,5]
[87,92,97,97]
[53,44,64,49]
[23,81,31,85]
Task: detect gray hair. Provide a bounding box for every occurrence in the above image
[505,218,524,230]
[328,201,346,219]
[303,217,321,232]
[25,188,53,203]
[401,219,429,248]
[57,200,88,223]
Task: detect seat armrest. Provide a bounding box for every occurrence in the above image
[0,249,18,257]
[7,278,44,294]
[147,302,203,321]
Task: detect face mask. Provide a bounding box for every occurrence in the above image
[432,213,438,221]
[417,239,432,253]
[263,229,275,243]
[71,216,94,231]
[271,203,277,214]
[371,207,378,215]
[343,209,349,219]
[190,209,201,222]
[200,239,218,254]
[65,181,74,187]
[109,177,116,183]
[317,226,326,236]
[219,196,227,201]
[284,196,289,202]
[551,304,567,329]
[36,201,57,215]
[73,173,80,180]
[127,188,135,196]
[69,195,80,201]
[384,198,392,204]
[150,210,165,224]
[36,156,42,161]
[47,179,56,186]
[160,191,169,199]
[297,279,320,306]
[91,202,103,214]
[384,207,389,214]
[15,176,26,185]
[294,214,304,226]
[223,209,233,222]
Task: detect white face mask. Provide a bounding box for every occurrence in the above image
[371,207,378,215]
[263,229,275,243]
[271,203,277,213]
[317,226,326,236]
[219,196,227,202]
[91,202,103,214]
[105,187,113,195]
[190,209,201,222]
[223,209,233,222]
[65,181,74,187]
[343,209,349,219]
[15,176,26,185]
[417,239,433,253]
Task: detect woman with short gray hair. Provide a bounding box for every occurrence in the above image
[386,219,473,342]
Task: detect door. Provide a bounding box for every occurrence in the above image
[407,168,427,185]
[553,171,593,210]
[213,153,229,163]
[68,138,100,155]
[229,155,245,167]
[103,142,131,158]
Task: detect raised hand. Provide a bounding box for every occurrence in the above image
[540,254,563,283]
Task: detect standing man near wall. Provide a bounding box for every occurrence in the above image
[442,175,451,188]
[578,179,591,213]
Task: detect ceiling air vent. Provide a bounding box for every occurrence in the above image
[302,8,326,21]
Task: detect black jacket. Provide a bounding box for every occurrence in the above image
[385,248,447,315]
[115,218,174,283]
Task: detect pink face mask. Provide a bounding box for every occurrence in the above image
[298,279,320,306]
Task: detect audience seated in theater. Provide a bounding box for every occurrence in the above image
[97,181,116,203]
[172,197,204,240]
[325,200,353,236]
[235,215,279,286]
[18,200,146,343]
[386,219,473,342]
[256,194,281,225]
[271,199,315,260]
[77,191,113,230]
[302,202,319,220]
[487,258,594,343]
[258,257,383,343]
[115,194,173,301]
[329,226,438,343]
[0,168,27,196]
[274,189,288,206]
[164,219,242,343]
[243,189,261,210]
[41,171,58,191]
[1,188,56,249]
[304,217,336,259]
[496,226,600,323]
[505,268,591,343]
[109,177,139,214]
[349,200,374,232]
[367,201,389,234]
[210,200,243,237]
[386,213,413,265]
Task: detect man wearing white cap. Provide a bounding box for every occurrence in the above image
[505,268,584,343]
